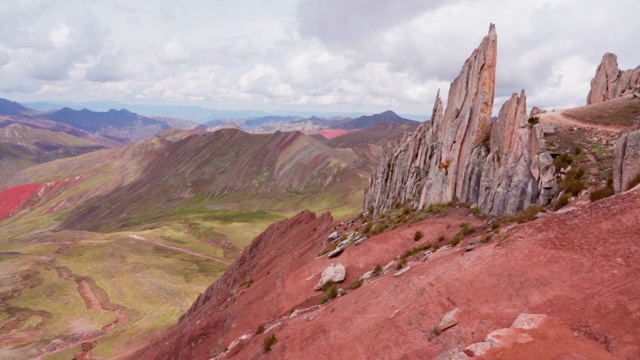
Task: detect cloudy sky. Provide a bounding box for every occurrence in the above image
[0,0,638,117]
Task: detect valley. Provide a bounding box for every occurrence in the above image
[0,107,407,358]
[0,7,638,360]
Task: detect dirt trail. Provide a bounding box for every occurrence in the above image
[35,266,129,360]
[538,111,627,132]
[128,234,231,265]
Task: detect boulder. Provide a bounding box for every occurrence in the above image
[314,263,346,290]
[437,308,461,332]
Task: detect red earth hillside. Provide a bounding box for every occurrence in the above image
[0,177,82,220]
[131,188,640,359]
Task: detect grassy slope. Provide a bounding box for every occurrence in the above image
[563,97,640,126]
[0,128,372,358]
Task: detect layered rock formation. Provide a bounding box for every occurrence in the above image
[613,128,640,193]
[364,25,556,216]
[587,53,640,105]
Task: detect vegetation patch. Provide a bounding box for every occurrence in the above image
[590,178,615,201]
[559,167,586,196]
[515,205,544,223]
[319,280,339,304]
[371,264,382,277]
[554,193,571,210]
[350,278,364,290]
[263,333,278,353]
[553,153,573,171]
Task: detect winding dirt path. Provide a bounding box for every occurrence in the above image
[35,266,129,360]
[128,234,231,265]
[538,111,628,132]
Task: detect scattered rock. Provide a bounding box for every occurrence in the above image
[390,309,400,319]
[327,243,347,258]
[264,322,281,334]
[436,346,470,360]
[421,250,433,262]
[465,244,476,252]
[393,266,411,277]
[556,206,576,215]
[463,342,493,357]
[327,231,340,242]
[353,235,367,246]
[511,313,547,330]
[437,308,460,332]
[359,270,374,281]
[382,260,396,272]
[315,263,346,290]
[485,328,533,347]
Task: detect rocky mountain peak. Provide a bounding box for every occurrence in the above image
[587,52,640,104]
[365,24,555,216]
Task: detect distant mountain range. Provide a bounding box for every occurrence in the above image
[0,97,425,144]
[0,95,424,182]
[27,100,430,123]
[200,110,421,134]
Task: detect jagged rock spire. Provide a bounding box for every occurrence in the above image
[587,52,640,104]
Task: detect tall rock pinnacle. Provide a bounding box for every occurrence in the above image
[364,24,556,216]
[587,53,640,104]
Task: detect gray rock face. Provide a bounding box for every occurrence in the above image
[314,263,346,290]
[587,53,640,105]
[613,128,640,193]
[364,25,555,216]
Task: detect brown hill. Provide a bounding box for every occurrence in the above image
[0,123,106,180]
[325,122,420,149]
[58,129,368,231]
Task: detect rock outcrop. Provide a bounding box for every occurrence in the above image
[364,24,555,216]
[587,53,640,105]
[613,128,640,193]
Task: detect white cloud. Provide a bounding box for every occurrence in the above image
[0,0,638,115]
[156,37,189,64]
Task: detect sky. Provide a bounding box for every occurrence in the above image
[0,0,638,117]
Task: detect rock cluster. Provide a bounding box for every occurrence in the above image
[613,128,640,193]
[365,24,555,216]
[437,313,548,359]
[587,53,640,105]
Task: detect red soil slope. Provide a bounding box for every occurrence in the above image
[132,189,640,360]
[308,129,351,139]
[0,177,82,220]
